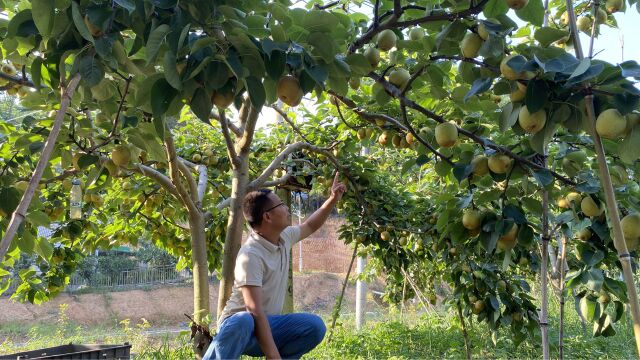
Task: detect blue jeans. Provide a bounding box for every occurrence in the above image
[202,312,326,360]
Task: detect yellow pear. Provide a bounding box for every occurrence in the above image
[111,145,131,167]
[566,192,582,205]
[577,228,592,241]
[577,16,592,32]
[478,19,500,40]
[518,106,546,134]
[405,132,415,145]
[462,209,484,230]
[1,62,17,76]
[380,231,391,241]
[500,55,534,81]
[621,213,640,241]
[595,8,608,24]
[581,196,603,217]
[471,155,489,176]
[497,223,519,251]
[212,91,235,109]
[488,154,514,174]
[509,82,527,102]
[277,75,303,107]
[460,32,484,58]
[596,108,627,139]
[409,27,425,40]
[606,0,623,13]
[435,122,458,148]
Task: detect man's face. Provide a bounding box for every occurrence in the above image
[263,193,290,229]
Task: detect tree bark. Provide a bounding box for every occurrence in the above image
[189,211,210,323]
[0,74,81,261]
[216,161,250,320]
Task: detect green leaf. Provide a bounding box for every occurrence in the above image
[619,126,640,164]
[71,1,94,43]
[604,277,628,303]
[114,0,136,12]
[580,296,597,322]
[453,163,473,182]
[303,10,339,33]
[18,229,36,253]
[265,50,286,80]
[503,204,527,224]
[534,27,569,48]
[30,57,43,89]
[305,64,328,86]
[150,78,178,120]
[152,0,178,10]
[78,154,99,169]
[524,79,548,113]
[245,76,266,111]
[31,0,54,37]
[0,269,10,278]
[483,0,509,18]
[0,187,20,217]
[569,58,591,79]
[515,0,544,26]
[619,60,640,78]
[26,210,50,227]
[401,159,416,175]
[163,51,182,90]
[189,88,213,124]
[585,268,604,291]
[532,169,553,187]
[206,61,232,90]
[464,78,493,102]
[78,55,104,87]
[613,301,625,322]
[499,102,516,132]
[345,54,373,76]
[308,32,337,63]
[146,24,171,65]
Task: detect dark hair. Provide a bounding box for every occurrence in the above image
[242,189,273,228]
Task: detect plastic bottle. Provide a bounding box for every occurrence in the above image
[70,179,82,220]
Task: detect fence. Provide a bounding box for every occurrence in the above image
[1,265,192,297]
[67,265,192,291]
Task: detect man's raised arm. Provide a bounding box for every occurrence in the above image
[299,172,346,240]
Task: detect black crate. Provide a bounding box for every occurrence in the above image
[0,343,131,359]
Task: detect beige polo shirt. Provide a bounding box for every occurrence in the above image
[218,226,302,327]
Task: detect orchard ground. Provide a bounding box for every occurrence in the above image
[0,277,635,359]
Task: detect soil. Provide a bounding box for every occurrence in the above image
[0,272,383,328]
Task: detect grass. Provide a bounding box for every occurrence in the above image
[1,296,636,359]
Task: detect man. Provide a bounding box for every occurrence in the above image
[203,172,347,360]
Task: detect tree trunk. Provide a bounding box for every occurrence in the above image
[278,188,294,314]
[189,211,210,322]
[217,161,250,319]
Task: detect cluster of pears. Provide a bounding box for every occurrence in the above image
[560,0,621,34]
[459,18,502,59]
[0,61,31,97]
[190,148,219,166]
[375,128,416,149]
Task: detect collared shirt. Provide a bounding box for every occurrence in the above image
[218,226,302,327]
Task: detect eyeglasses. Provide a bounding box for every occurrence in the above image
[264,202,286,213]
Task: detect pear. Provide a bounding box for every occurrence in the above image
[349,77,361,90]
[577,16,592,32]
[566,192,582,205]
[377,29,397,51]
[488,154,514,174]
[621,213,640,241]
[388,68,411,88]
[596,108,627,139]
[500,55,534,81]
[111,145,132,167]
[471,155,489,176]
[497,223,519,251]
[606,0,623,13]
[518,106,546,134]
[277,75,304,106]
[364,47,381,68]
[595,8,608,24]
[577,228,592,241]
[212,91,235,109]
[509,82,527,102]
[581,196,604,217]
[409,27,425,40]
[380,231,391,241]
[462,209,484,230]
[460,32,484,58]
[478,19,500,40]
[435,122,458,148]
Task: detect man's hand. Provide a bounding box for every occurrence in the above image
[331,171,347,201]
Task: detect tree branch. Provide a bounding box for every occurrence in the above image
[348,0,489,53]
[178,159,199,204]
[238,104,259,157]
[219,111,240,168]
[164,129,199,214]
[270,105,312,143]
[0,72,35,88]
[182,160,208,207]
[367,72,577,186]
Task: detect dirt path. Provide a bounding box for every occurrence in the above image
[1,272,381,328]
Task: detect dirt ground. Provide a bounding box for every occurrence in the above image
[0,272,382,328]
